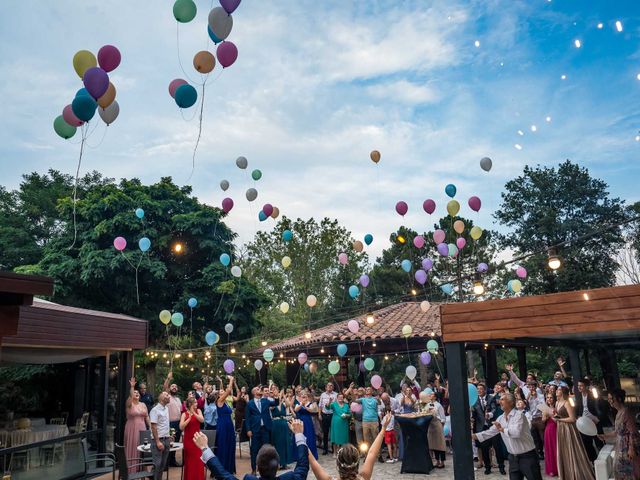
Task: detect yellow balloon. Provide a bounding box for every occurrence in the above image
[279,302,289,313]
[370,150,381,164]
[281,256,291,268]
[446,200,460,217]
[307,295,317,307]
[453,220,465,234]
[511,280,522,293]
[402,324,413,337]
[470,226,483,240]
[73,50,97,78]
[159,310,171,325]
[353,240,363,252]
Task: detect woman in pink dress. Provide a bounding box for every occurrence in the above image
[124,377,150,473]
[542,392,558,477]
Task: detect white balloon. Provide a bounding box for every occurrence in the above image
[576,416,597,436]
[224,323,233,334]
[220,180,229,191]
[406,365,417,380]
[99,100,119,125]
[306,295,317,307]
[279,302,289,313]
[235,156,248,169]
[254,359,263,370]
[208,6,233,41]
[231,265,242,277]
[245,188,258,202]
[420,300,431,313]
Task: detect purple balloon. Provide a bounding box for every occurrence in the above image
[422,258,434,271]
[223,359,235,374]
[477,262,489,273]
[423,199,436,214]
[420,351,431,365]
[359,274,370,288]
[262,203,273,217]
[97,45,121,73]
[437,243,449,256]
[395,201,408,216]
[220,0,241,14]
[222,197,234,213]
[83,67,109,99]
[217,41,238,68]
[359,361,366,373]
[468,196,482,212]
[415,269,427,285]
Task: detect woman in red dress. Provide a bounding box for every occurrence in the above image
[180,396,205,480]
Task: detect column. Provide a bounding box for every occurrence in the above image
[517,347,527,381]
[568,347,583,395]
[486,347,498,388]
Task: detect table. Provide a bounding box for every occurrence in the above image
[395,414,434,474]
[138,442,183,480]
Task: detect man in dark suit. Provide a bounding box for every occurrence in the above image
[472,383,506,475]
[194,420,309,480]
[574,378,605,462]
[246,386,277,475]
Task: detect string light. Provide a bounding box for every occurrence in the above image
[548,247,562,270]
[366,312,375,325]
[410,289,417,296]
[173,242,184,253]
[188,353,193,358]
[261,341,267,347]
[583,293,590,301]
[304,331,311,339]
[473,274,485,295]
[231,347,236,354]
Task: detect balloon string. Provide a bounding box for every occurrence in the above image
[187,83,207,182]
[68,124,88,250]
[180,104,199,122]
[86,123,108,149]
[175,22,202,86]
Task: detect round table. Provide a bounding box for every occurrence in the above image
[138,442,184,480]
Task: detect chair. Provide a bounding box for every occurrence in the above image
[203,429,217,449]
[235,419,245,458]
[70,412,90,433]
[9,429,31,471]
[50,417,66,425]
[81,438,115,480]
[115,443,154,480]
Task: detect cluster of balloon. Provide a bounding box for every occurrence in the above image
[159,309,185,330]
[507,279,523,294]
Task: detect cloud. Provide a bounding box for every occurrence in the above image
[367,80,439,105]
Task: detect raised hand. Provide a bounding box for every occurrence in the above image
[381,412,392,429]
[289,419,304,435]
[193,431,208,450]
[167,372,173,380]
[505,364,513,372]
[556,357,565,367]
[130,377,136,388]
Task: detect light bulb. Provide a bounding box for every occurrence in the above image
[366,313,375,325]
[473,281,485,295]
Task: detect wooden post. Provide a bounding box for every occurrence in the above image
[115,351,133,447]
[596,348,621,391]
[517,347,527,380]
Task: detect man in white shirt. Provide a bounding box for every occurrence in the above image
[473,393,542,480]
[318,382,337,455]
[150,392,172,480]
[162,372,183,466]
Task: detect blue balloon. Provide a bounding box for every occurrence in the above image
[258,211,268,222]
[76,87,91,98]
[445,184,457,198]
[304,363,310,372]
[444,424,451,436]
[220,253,231,266]
[441,283,454,295]
[401,259,412,272]
[72,94,97,122]
[188,297,197,308]
[364,234,373,246]
[138,237,151,252]
[423,387,433,395]
[135,208,145,219]
[282,230,293,242]
[348,285,360,299]
[507,279,514,292]
[205,331,216,346]
[468,383,479,407]
[207,26,222,44]
[175,84,197,108]
[337,344,348,357]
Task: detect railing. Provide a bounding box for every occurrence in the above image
[0,430,102,480]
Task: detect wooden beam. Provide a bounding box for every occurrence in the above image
[0,271,54,296]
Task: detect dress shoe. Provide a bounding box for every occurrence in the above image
[499,465,506,475]
[484,468,491,475]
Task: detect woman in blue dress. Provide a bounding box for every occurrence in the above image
[293,390,318,459]
[270,386,293,468]
[215,376,236,473]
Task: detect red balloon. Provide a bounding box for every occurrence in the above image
[222,197,234,213]
[168,79,188,98]
[395,201,408,216]
[97,45,121,73]
[423,199,436,214]
[217,41,238,68]
[468,196,482,212]
[262,204,273,217]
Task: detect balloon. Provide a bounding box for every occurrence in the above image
[453,220,465,234]
[263,348,274,362]
[348,285,360,299]
[219,253,231,266]
[73,50,98,78]
[173,0,197,22]
[437,243,448,256]
[511,279,522,293]
[113,236,127,251]
[208,7,233,40]
[171,312,184,326]
[406,365,417,380]
[83,67,109,99]
[468,383,479,407]
[224,323,233,334]
[281,256,291,268]
[245,188,258,202]
[97,45,121,73]
[359,274,369,287]
[254,359,263,370]
[220,0,241,14]
[337,344,347,357]
[252,169,263,181]
[448,243,458,257]
[420,352,431,365]
[427,339,439,353]
[270,206,280,219]
[72,94,97,122]
[236,156,248,169]
[423,388,433,395]
[306,295,317,307]
[222,197,234,213]
[338,253,348,265]
[308,361,318,374]
[468,196,482,212]
[205,331,219,345]
[193,51,216,73]
[75,88,91,98]
[433,230,446,244]
[415,269,427,285]
[139,237,151,252]
[413,235,425,249]
[53,116,76,139]
[444,423,451,437]
[359,361,366,373]
[445,184,457,198]
[328,360,340,375]
[347,320,359,334]
[370,150,381,163]
[420,300,431,312]
[363,358,374,371]
[371,375,382,389]
[456,237,466,250]
[169,79,188,98]
[477,262,489,273]
[159,310,171,325]
[423,199,436,214]
[217,41,238,68]
[208,26,222,44]
[364,234,373,245]
[98,101,119,125]
[350,402,362,414]
[62,105,83,127]
[304,362,310,373]
[576,417,597,436]
[480,156,493,172]
[422,258,433,271]
[297,352,307,365]
[282,230,293,242]
[175,84,197,108]
[447,200,460,217]
[402,324,413,337]
[223,359,235,374]
[188,297,197,308]
[470,226,483,240]
[352,240,363,252]
[395,201,408,216]
[279,302,289,314]
[401,259,412,272]
[516,266,527,278]
[258,211,268,222]
[441,283,454,295]
[230,265,242,278]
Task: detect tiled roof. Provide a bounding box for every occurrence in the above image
[257,301,441,353]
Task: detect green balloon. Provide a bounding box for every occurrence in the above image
[364,357,375,371]
[427,339,439,353]
[173,0,197,23]
[328,360,340,375]
[251,169,262,181]
[53,115,76,140]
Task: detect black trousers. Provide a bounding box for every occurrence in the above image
[508,450,543,480]
[580,431,604,463]
[433,450,446,461]
[479,434,505,469]
[321,413,332,453]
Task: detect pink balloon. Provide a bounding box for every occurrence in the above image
[350,402,362,414]
[217,41,238,68]
[395,201,408,216]
[113,236,127,251]
[338,253,348,265]
[347,320,359,334]
[468,196,482,212]
[297,352,308,365]
[456,237,466,250]
[423,199,436,214]
[262,203,273,217]
[97,45,121,73]
[516,266,527,278]
[169,79,188,98]
[433,229,446,244]
[222,197,234,213]
[413,235,425,248]
[63,104,83,127]
[371,375,382,389]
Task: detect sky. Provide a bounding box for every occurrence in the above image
[1,0,640,259]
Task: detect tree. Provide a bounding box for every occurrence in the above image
[494,160,627,294]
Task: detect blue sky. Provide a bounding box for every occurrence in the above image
[1,0,639,258]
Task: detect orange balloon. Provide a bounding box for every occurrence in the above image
[193,51,215,73]
[353,240,364,252]
[97,82,116,108]
[370,150,381,164]
[453,220,465,234]
[270,206,280,219]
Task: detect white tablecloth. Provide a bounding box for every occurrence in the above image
[29,418,46,428]
[1,425,69,446]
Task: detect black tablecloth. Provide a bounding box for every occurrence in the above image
[395,414,434,474]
